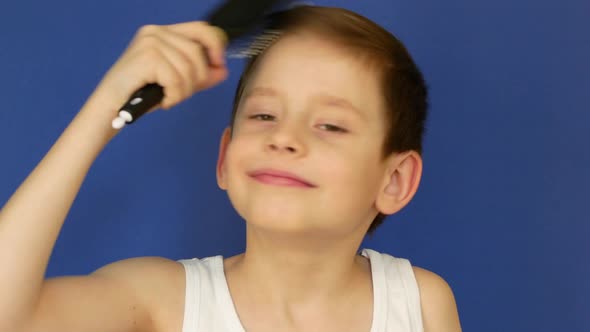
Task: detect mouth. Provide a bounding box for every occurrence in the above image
[248,168,316,188]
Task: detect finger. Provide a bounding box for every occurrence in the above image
[158,27,211,90]
[110,23,227,110]
[166,22,228,66]
[133,25,211,98]
[151,30,202,98]
[130,35,191,109]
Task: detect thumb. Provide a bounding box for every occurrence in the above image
[202,66,229,90]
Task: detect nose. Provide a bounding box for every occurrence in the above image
[265,122,306,156]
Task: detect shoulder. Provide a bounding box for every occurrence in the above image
[92,256,186,332]
[92,256,185,290]
[412,266,462,332]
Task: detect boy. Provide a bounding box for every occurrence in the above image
[0,6,461,332]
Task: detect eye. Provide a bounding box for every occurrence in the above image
[248,114,276,121]
[318,124,348,133]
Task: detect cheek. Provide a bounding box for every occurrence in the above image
[318,147,383,194]
[225,145,244,175]
[223,136,258,182]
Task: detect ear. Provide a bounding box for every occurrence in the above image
[216,127,232,190]
[375,151,423,215]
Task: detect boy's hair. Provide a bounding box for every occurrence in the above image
[228,6,429,234]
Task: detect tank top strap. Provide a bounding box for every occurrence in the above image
[361,249,424,332]
[178,258,203,332]
[179,256,242,332]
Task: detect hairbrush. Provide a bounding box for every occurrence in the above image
[111,0,290,130]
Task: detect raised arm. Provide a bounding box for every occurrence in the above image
[0,21,227,332]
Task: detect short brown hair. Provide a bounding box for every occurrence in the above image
[229,6,428,234]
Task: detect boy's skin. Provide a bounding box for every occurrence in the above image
[216,31,460,331]
[0,22,460,332]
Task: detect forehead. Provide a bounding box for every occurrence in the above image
[242,34,385,119]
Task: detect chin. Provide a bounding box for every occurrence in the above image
[247,211,303,227]
[242,208,314,233]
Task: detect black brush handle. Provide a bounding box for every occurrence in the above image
[116,83,164,124]
[208,0,279,40]
[115,0,282,127]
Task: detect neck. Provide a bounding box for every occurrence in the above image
[226,225,370,307]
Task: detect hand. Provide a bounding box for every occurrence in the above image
[91,21,229,114]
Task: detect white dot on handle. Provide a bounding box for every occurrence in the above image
[130,97,143,105]
[119,110,133,122]
[112,116,127,129]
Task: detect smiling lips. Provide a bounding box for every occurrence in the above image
[248,169,316,188]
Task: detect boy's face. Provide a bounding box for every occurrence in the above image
[217,33,391,236]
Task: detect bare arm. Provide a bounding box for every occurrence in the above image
[0,98,120,331]
[24,257,185,332]
[0,21,227,332]
[413,266,462,332]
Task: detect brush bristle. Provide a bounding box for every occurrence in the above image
[227,30,283,58]
[214,1,314,59]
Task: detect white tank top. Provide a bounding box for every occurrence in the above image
[178,248,424,332]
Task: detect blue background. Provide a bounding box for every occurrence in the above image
[1,0,588,330]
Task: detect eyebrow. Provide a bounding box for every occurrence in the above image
[243,86,366,120]
[316,95,366,121]
[243,86,279,99]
